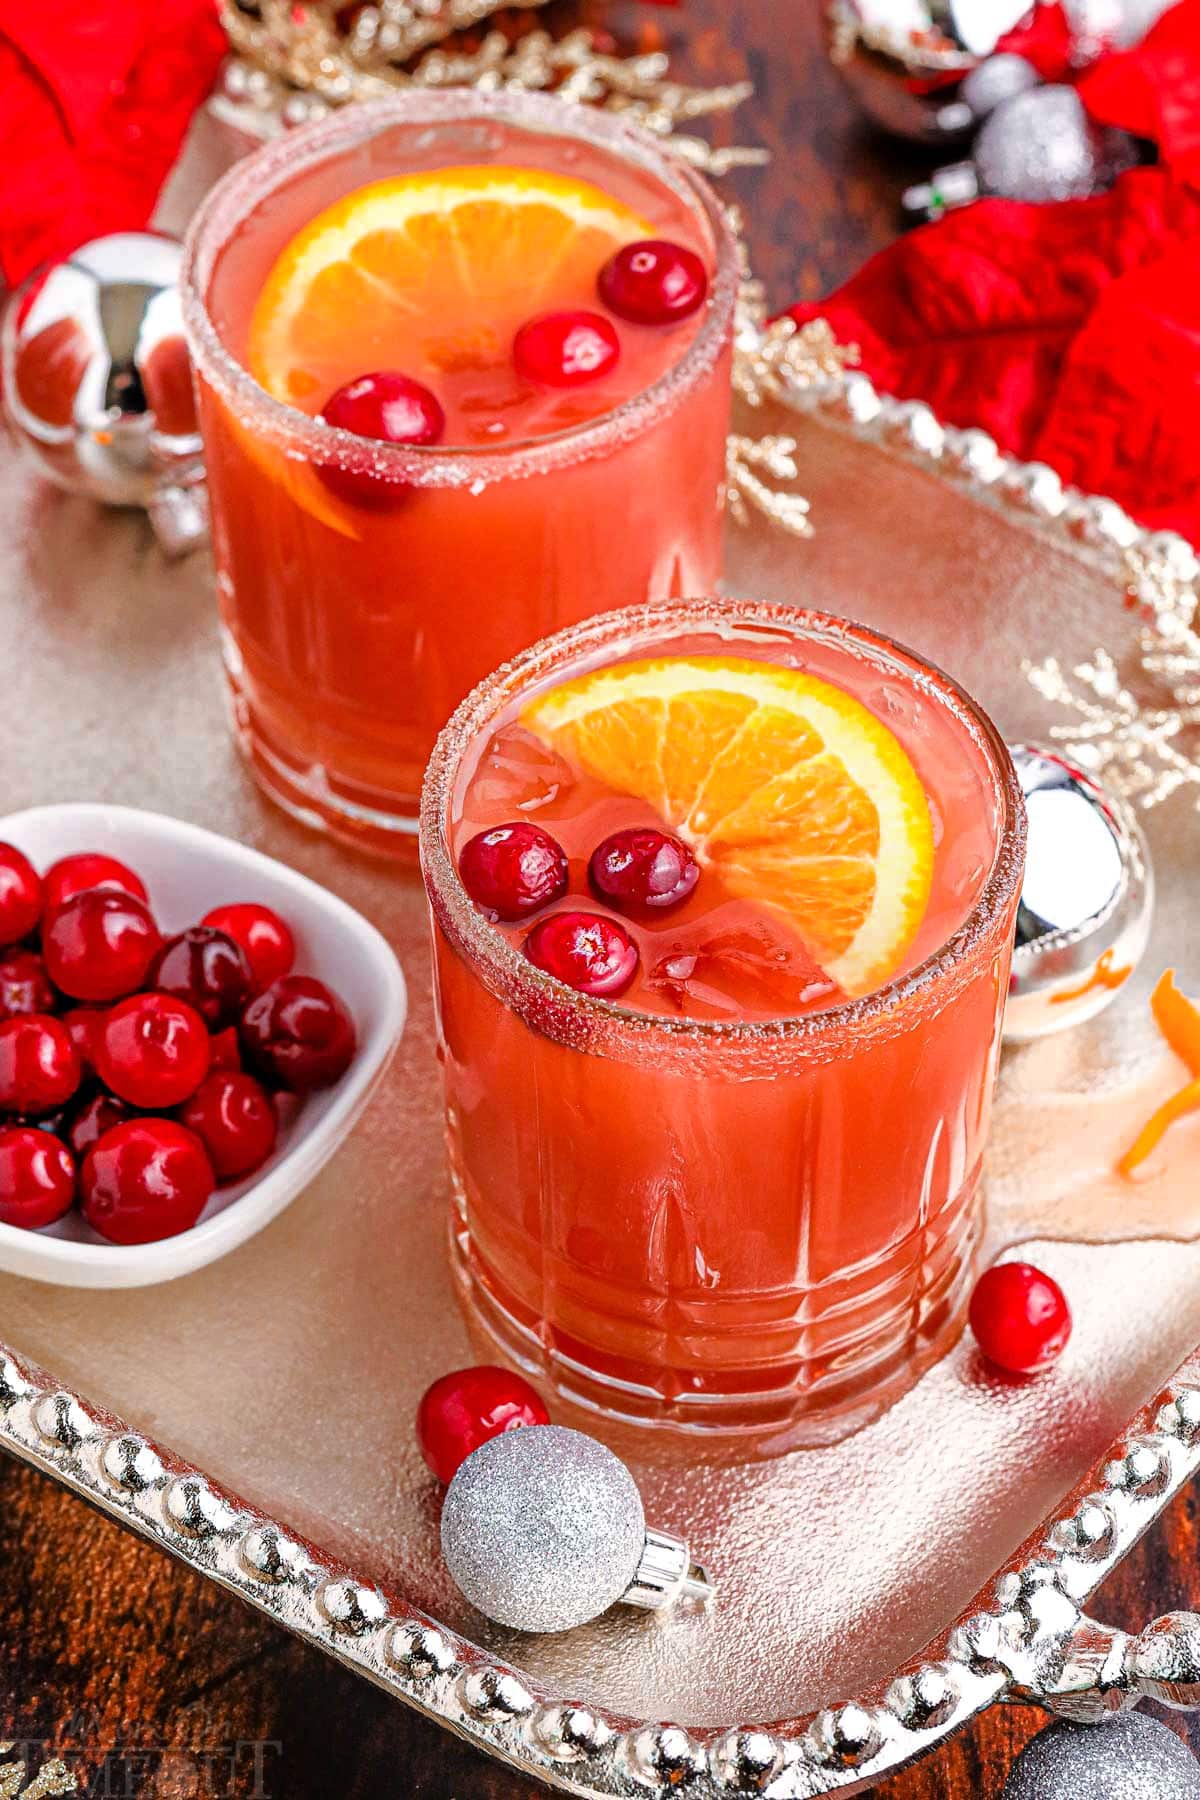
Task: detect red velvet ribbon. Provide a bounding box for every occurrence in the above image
[792,1,1200,543]
[0,0,226,286]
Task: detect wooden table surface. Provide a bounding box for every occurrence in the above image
[3,2,1199,1795]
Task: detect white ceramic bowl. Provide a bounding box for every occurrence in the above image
[0,804,406,1288]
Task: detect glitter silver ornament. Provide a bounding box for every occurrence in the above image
[903,84,1139,216]
[979,86,1107,198]
[0,232,207,557]
[935,50,1041,133]
[824,0,1034,144]
[1004,746,1153,1043]
[1002,1712,1200,1799]
[440,1424,714,1634]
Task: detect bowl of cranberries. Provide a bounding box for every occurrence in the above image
[0,804,406,1286]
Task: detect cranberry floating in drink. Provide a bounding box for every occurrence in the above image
[421,599,1027,1444]
[181,90,736,851]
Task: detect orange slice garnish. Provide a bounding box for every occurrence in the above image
[521,656,936,997]
[247,166,654,408]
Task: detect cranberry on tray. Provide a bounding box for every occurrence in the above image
[969,1262,1072,1375]
[417,1365,550,1485]
[80,1119,214,1246]
[240,976,357,1092]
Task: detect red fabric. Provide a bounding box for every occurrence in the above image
[997,2,1078,80]
[789,3,1200,545]
[0,0,226,285]
[1078,0,1200,182]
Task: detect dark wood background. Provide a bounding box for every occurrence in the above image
[4,2,1200,1794]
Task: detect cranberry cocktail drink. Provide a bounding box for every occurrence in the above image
[422,600,1026,1445]
[182,92,736,851]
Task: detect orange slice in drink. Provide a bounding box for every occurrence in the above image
[521,656,935,997]
[247,166,654,407]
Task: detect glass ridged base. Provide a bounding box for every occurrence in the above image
[223,663,421,858]
[448,1175,983,1457]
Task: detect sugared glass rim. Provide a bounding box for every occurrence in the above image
[180,89,739,489]
[420,598,1028,1072]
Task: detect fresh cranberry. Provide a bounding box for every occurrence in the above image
[598,238,709,325]
[0,1127,76,1229]
[588,828,699,914]
[0,844,41,947]
[61,1006,106,1081]
[318,371,444,508]
[42,889,161,1001]
[147,926,252,1030]
[0,1015,81,1114]
[513,310,619,387]
[208,1026,242,1072]
[0,950,58,1018]
[63,1091,134,1162]
[178,1071,277,1182]
[459,822,569,921]
[417,1365,550,1485]
[239,976,357,1092]
[97,993,211,1109]
[42,852,148,911]
[80,1119,213,1245]
[200,903,295,994]
[969,1262,1072,1375]
[524,911,639,998]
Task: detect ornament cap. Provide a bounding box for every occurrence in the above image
[902,162,980,218]
[622,1525,716,1613]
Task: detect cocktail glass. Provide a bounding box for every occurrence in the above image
[421,599,1027,1449]
[181,91,737,853]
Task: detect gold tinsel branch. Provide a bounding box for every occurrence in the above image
[724,436,812,537]
[0,1747,75,1800]
[1024,545,1200,811]
[218,3,768,175]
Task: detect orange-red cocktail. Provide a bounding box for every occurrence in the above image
[422,600,1027,1447]
[182,93,736,851]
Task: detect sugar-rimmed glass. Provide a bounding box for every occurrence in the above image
[421,598,1027,1449]
[181,91,737,854]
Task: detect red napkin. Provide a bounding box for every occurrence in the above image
[0,0,226,286]
[790,3,1200,544]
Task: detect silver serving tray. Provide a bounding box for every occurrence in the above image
[4,115,1200,1797]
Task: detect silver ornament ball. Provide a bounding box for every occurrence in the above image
[441,1425,646,1634]
[960,51,1041,117]
[1002,1713,1200,1799]
[824,0,1039,143]
[976,85,1106,201]
[1,232,206,553]
[1005,746,1153,1042]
